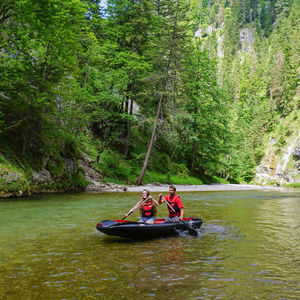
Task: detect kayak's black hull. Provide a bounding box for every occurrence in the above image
[96,218,203,239]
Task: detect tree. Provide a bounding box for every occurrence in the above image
[177,40,231,176]
[0,0,88,158]
[136,0,192,184]
[84,0,153,154]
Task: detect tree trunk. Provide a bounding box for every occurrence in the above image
[136,81,166,185]
[125,97,134,159]
[82,56,90,87]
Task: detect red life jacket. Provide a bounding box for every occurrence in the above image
[142,200,155,218]
[165,195,181,217]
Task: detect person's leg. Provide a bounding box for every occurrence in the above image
[165,216,180,223]
[145,217,155,224]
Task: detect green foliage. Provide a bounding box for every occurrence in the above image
[95,149,133,181]
[283,183,300,188]
[0,153,7,164]
[0,163,30,194]
[143,170,203,185]
[211,176,230,184]
[178,40,231,177]
[47,158,65,179]
[72,171,90,189]
[171,163,190,178]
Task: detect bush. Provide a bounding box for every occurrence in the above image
[143,170,203,185]
[0,164,30,194]
[283,183,300,188]
[47,158,65,178]
[95,149,133,181]
[171,163,190,178]
[73,171,89,189]
[212,176,229,184]
[0,153,7,164]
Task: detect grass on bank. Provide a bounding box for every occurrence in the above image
[283,183,300,188]
[93,149,230,185]
[93,148,206,185]
[0,154,30,194]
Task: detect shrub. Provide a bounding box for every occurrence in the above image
[0,164,30,194]
[95,149,132,181]
[171,163,190,178]
[283,183,300,188]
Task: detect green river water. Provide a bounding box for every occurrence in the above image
[0,190,300,299]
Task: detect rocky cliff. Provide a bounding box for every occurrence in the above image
[255,113,300,185]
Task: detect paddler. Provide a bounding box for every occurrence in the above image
[125,189,159,224]
[159,185,184,222]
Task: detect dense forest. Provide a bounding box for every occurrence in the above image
[0,0,299,196]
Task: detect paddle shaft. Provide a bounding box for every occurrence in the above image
[163,198,179,215]
[122,197,150,220]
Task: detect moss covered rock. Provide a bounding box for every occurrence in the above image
[0,164,30,197]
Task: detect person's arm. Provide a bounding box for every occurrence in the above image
[125,200,142,217]
[158,194,164,204]
[176,196,184,220]
[151,197,159,207]
[179,208,184,220]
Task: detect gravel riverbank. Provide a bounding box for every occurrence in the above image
[101,183,284,193]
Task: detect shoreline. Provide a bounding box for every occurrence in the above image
[0,183,286,199]
[100,183,285,193]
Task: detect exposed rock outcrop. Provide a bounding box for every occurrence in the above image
[255,132,300,185]
[240,28,255,52]
[32,169,54,185]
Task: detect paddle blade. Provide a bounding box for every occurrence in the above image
[181,220,198,237]
[188,228,198,237]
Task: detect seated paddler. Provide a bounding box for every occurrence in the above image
[159,185,184,222]
[125,189,159,224]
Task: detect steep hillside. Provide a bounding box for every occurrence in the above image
[194,0,299,185]
[255,110,300,185]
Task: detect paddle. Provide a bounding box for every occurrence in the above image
[122,197,150,220]
[162,199,198,237]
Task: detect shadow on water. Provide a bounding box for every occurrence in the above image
[97,229,203,244]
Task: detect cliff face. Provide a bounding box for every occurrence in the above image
[254,112,300,185]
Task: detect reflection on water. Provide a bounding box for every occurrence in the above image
[0,190,300,299]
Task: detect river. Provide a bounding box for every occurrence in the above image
[0,190,299,299]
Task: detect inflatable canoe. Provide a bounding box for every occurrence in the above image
[96,217,203,239]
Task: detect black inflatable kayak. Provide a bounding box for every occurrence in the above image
[96,217,203,239]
